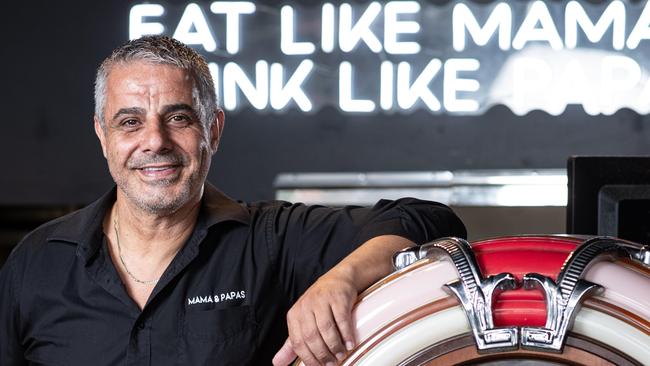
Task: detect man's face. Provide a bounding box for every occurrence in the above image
[94,61,224,215]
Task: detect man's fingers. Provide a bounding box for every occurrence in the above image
[314,306,347,361]
[332,300,356,352]
[300,312,337,365]
[287,314,320,366]
[272,338,297,366]
[290,339,319,366]
[279,270,361,365]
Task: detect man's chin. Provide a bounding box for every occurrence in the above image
[139,176,181,188]
[132,195,188,215]
[120,184,194,215]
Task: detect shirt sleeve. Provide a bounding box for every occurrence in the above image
[0,249,27,365]
[267,198,466,302]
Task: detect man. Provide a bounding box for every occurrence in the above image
[0,36,466,365]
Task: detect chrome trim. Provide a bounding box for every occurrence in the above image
[393,238,518,352]
[392,242,445,271]
[392,249,421,271]
[393,236,650,353]
[634,247,650,266]
[521,237,650,352]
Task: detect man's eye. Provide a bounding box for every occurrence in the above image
[121,119,140,127]
[169,115,191,125]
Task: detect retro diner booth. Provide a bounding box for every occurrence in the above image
[2,0,650,364]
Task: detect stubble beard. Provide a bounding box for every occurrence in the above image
[110,148,210,216]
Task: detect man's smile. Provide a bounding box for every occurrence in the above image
[136,164,181,178]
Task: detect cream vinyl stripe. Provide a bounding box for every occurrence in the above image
[354,306,650,366]
[354,307,469,365]
[573,308,650,365]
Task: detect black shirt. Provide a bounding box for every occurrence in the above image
[0,183,466,365]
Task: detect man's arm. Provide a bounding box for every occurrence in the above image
[273,235,414,366]
[269,197,465,366]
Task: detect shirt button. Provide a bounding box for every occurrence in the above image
[137,321,145,330]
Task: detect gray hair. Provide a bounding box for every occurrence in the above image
[94,35,217,129]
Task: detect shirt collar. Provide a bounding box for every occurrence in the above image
[47,183,250,262]
[201,182,250,227]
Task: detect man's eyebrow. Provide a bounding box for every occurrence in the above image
[112,107,146,121]
[161,103,196,116]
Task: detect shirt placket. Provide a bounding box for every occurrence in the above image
[85,241,158,365]
[126,316,152,365]
[124,227,208,365]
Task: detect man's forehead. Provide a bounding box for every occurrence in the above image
[106,61,194,99]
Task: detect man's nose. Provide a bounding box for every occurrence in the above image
[141,119,172,153]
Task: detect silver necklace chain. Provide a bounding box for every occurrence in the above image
[113,216,160,286]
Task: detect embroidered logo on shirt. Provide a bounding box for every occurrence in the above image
[187,290,246,305]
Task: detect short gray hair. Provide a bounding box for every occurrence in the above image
[94,36,217,129]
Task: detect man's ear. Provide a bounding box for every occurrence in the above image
[209,109,225,154]
[94,115,108,158]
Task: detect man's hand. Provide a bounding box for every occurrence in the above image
[273,267,357,366]
[272,235,415,366]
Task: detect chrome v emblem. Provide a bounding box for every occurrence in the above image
[394,237,518,352]
[521,237,650,351]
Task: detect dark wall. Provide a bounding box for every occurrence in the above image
[2,0,650,205]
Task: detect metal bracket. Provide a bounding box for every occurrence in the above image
[520,237,650,352]
[394,238,519,352]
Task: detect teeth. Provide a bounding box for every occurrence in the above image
[142,166,172,171]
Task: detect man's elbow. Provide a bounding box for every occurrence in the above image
[397,198,467,242]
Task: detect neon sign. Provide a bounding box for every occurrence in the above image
[129,1,650,115]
